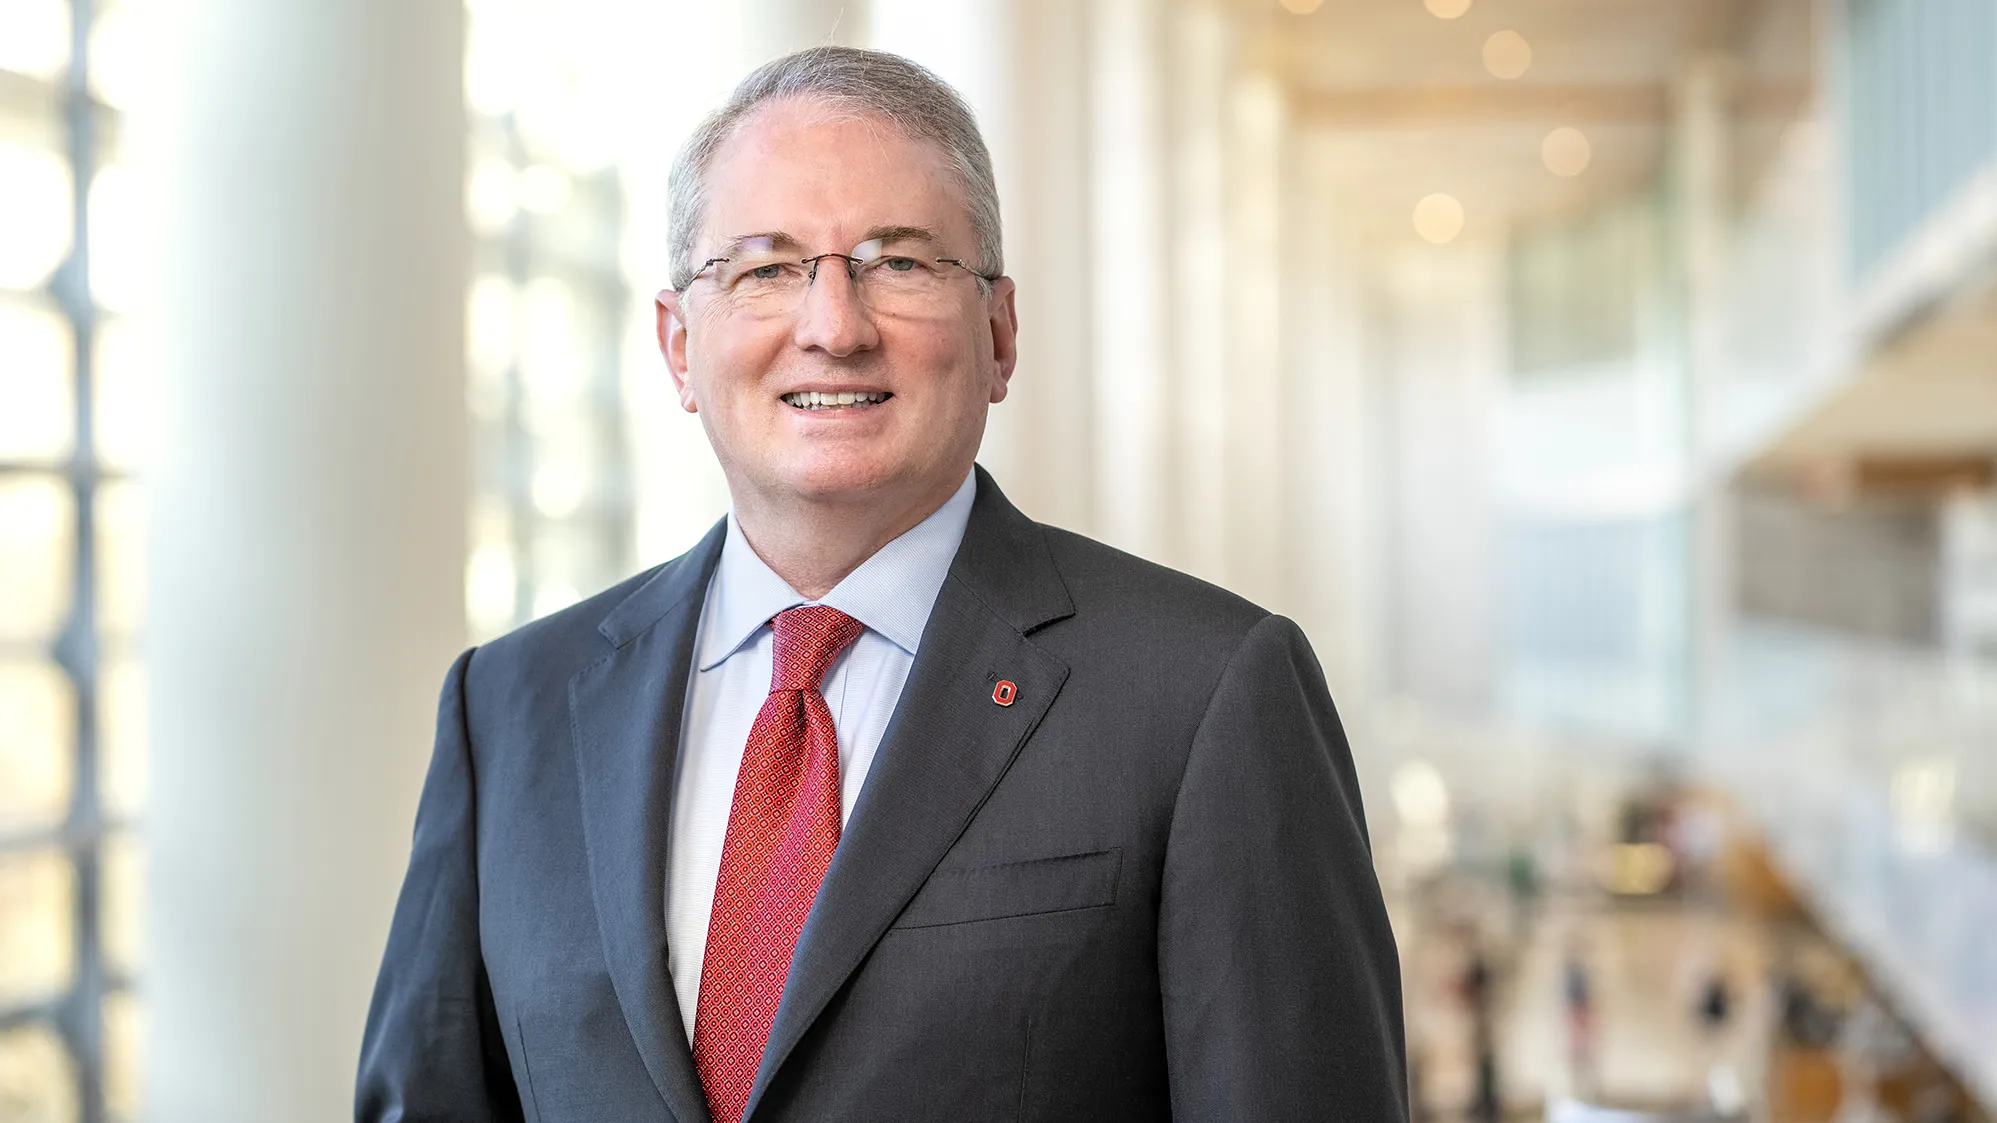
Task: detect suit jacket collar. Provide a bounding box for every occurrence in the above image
[597,465,1069,648]
[570,518,725,1123]
[572,467,1074,1123]
[596,517,728,649]
[947,465,1076,636]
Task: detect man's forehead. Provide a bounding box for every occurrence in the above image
[724,95,925,155]
[700,100,970,224]
[707,102,933,193]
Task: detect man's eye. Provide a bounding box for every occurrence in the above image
[883,257,918,272]
[750,264,786,281]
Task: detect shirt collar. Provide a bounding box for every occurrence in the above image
[696,470,978,672]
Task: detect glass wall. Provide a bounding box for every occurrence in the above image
[462,0,637,640]
[1498,193,1690,743]
[1845,0,1997,274]
[460,0,738,641]
[0,1,147,1119]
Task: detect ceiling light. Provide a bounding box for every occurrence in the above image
[1542,127,1593,177]
[1484,30,1532,80]
[1413,194,1465,243]
[1424,0,1472,17]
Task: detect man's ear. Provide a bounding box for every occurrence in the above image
[655,288,698,413]
[986,275,1019,405]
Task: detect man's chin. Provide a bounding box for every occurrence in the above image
[768,456,908,504]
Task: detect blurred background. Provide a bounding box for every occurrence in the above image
[2,0,1996,1119]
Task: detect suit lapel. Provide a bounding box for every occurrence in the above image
[569,519,726,1123]
[745,469,1075,1118]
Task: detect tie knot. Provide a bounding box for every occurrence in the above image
[769,605,866,693]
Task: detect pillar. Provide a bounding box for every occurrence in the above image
[1088,0,1173,558]
[1674,54,1735,748]
[1286,133,1381,707]
[1166,0,1234,583]
[1224,69,1290,611]
[141,0,468,1117]
[1377,244,1503,713]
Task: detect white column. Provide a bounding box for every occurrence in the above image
[1286,133,1380,706]
[1224,70,1289,610]
[1166,0,1234,583]
[1001,0,1095,531]
[1377,244,1503,712]
[1674,54,1734,746]
[1088,0,1172,558]
[872,0,1095,530]
[140,0,467,1118]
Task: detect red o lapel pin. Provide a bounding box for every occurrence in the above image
[992,680,1017,707]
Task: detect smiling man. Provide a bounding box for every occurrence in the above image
[358,47,1406,1123]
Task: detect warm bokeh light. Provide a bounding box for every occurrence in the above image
[0,143,74,291]
[466,159,518,233]
[0,0,71,81]
[0,1022,74,1120]
[0,662,71,828]
[88,164,147,312]
[1391,760,1451,827]
[1413,192,1466,243]
[103,988,145,1120]
[1424,0,1473,18]
[87,4,152,111]
[1542,126,1593,177]
[0,303,73,463]
[466,540,519,637]
[1484,29,1532,79]
[1278,0,1326,13]
[1601,842,1677,896]
[0,848,74,1007]
[0,478,71,639]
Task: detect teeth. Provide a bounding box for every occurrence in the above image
[783,391,890,410]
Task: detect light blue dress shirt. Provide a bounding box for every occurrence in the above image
[665,470,977,1042]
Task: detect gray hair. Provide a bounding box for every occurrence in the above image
[667,46,1003,292]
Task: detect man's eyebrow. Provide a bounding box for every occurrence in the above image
[719,231,803,255]
[861,225,943,248]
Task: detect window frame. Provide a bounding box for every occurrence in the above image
[0,1,132,1120]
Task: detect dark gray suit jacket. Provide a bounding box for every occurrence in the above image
[357,468,1407,1122]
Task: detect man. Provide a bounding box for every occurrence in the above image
[359,46,1405,1123]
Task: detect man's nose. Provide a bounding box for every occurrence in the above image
[792,260,881,357]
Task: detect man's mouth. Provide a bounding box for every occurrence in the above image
[781,390,893,411]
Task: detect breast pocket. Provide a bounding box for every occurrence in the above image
[892,848,1122,929]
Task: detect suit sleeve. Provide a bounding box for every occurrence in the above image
[356,647,526,1123]
[1158,614,1408,1121]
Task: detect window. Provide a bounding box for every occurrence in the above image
[0,1,147,1120]
[462,0,639,639]
[1507,195,1656,379]
[460,0,731,640]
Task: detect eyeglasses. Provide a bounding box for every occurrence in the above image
[680,236,997,319]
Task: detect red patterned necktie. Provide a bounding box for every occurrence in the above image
[693,604,865,1123]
